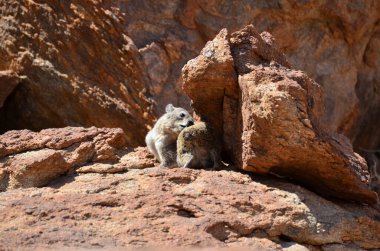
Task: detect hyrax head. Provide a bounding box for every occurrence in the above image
[163,104,194,134]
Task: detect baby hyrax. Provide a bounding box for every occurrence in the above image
[177,122,220,169]
[145,104,194,168]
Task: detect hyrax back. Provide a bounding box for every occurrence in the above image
[177,122,220,169]
[145,104,194,168]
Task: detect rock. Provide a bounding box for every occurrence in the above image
[139,42,171,97]
[229,26,291,74]
[182,29,238,142]
[322,244,365,251]
[2,0,379,149]
[0,70,22,109]
[121,0,380,149]
[0,167,379,250]
[4,149,68,189]
[363,151,380,195]
[182,25,377,204]
[0,0,155,146]
[0,127,128,190]
[353,26,380,173]
[77,147,157,173]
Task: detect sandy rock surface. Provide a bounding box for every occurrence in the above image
[0,165,379,250]
[0,128,379,250]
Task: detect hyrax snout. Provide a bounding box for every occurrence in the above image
[145,103,194,168]
[177,122,220,169]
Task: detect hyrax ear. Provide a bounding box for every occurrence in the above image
[165,103,174,113]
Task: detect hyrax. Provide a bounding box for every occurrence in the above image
[177,122,220,169]
[145,104,194,168]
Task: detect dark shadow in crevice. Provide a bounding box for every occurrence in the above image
[0,80,66,134]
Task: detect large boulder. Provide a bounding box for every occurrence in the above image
[0,0,155,146]
[182,25,378,204]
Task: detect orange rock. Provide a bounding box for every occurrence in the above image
[0,127,129,190]
[0,167,379,249]
[0,0,154,146]
[182,25,377,204]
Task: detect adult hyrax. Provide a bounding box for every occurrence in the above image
[177,122,220,169]
[145,104,194,168]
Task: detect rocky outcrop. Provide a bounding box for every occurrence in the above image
[0,127,130,190]
[121,0,380,152]
[0,128,379,249]
[0,164,379,250]
[0,0,155,146]
[182,25,377,204]
[1,0,379,150]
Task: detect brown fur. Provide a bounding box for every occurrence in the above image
[177,122,220,169]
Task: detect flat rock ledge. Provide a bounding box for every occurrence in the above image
[0,166,379,250]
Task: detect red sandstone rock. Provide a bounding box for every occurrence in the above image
[122,0,380,151]
[0,127,128,190]
[182,29,238,143]
[0,0,155,146]
[77,147,157,173]
[182,25,378,204]
[0,167,379,250]
[0,127,379,249]
[2,0,379,151]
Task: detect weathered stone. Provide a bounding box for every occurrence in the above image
[363,151,380,195]
[237,66,376,204]
[0,127,128,190]
[230,26,291,74]
[139,42,171,97]
[77,147,157,173]
[0,70,22,109]
[0,0,155,146]
[182,25,377,204]
[121,0,380,148]
[182,29,238,154]
[0,167,379,250]
[4,149,69,189]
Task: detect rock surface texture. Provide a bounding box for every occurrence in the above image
[0,0,155,146]
[0,128,379,250]
[0,1,380,250]
[1,0,380,151]
[0,155,379,250]
[182,25,377,204]
[119,0,380,153]
[0,127,137,190]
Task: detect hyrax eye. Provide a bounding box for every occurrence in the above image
[179,112,186,118]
